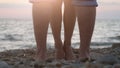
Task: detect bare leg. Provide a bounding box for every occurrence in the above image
[32,3,52,61]
[50,0,65,60]
[63,0,76,60]
[75,7,96,59]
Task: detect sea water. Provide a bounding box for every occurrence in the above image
[0,18,120,51]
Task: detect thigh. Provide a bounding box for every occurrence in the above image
[64,0,73,6]
[51,0,62,19]
[63,0,75,15]
[32,3,54,25]
[52,0,62,10]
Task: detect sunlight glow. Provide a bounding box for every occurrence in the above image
[0,0,119,4]
[0,0,28,4]
[0,0,120,19]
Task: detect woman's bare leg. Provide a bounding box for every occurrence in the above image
[63,0,76,60]
[50,0,65,60]
[75,7,96,59]
[32,3,52,61]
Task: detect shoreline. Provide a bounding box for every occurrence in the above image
[0,44,112,52]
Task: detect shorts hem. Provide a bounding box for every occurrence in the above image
[72,1,98,7]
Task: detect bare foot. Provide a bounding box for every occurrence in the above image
[79,52,89,58]
[79,50,91,62]
[55,48,65,60]
[35,50,47,61]
[63,45,75,60]
[55,43,65,60]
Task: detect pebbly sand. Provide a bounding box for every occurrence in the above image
[0,43,120,68]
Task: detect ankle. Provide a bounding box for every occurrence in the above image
[79,51,90,58]
[55,42,63,49]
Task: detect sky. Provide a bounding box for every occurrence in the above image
[0,0,120,19]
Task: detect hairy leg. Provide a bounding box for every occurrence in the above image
[63,0,76,60]
[75,6,96,59]
[50,0,65,60]
[32,3,52,61]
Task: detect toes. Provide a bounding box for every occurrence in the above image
[55,49,65,60]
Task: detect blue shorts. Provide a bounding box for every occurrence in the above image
[72,0,98,7]
[30,0,98,7]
